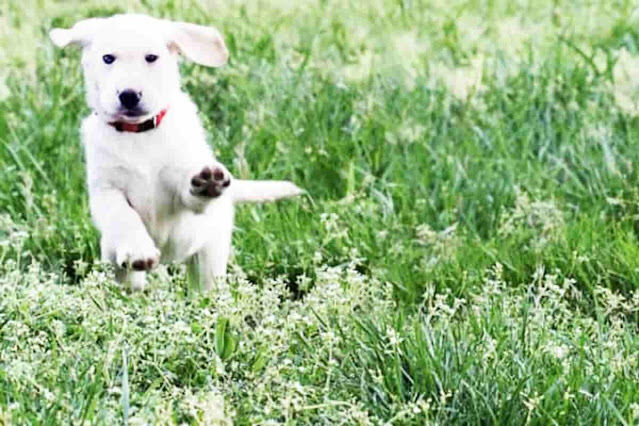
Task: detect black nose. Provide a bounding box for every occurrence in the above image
[119,90,141,109]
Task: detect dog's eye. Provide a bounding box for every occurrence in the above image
[102,54,116,65]
[145,54,159,63]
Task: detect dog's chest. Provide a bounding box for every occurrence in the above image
[118,148,175,224]
[88,133,176,226]
[83,102,212,242]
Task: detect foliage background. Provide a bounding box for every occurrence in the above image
[1,0,638,424]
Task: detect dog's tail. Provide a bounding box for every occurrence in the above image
[230,180,305,203]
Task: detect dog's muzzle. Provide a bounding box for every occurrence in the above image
[109,109,168,133]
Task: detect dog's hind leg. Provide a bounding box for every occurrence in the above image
[201,233,232,288]
[187,202,234,291]
[185,247,229,292]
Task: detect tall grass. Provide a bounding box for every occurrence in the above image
[1,0,638,423]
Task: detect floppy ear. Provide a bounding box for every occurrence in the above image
[49,18,103,48]
[166,22,229,67]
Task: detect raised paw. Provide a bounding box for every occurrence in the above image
[115,243,160,271]
[190,164,231,198]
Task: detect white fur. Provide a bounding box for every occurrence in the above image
[51,14,303,290]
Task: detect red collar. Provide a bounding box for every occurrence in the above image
[109,109,168,133]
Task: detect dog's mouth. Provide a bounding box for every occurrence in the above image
[121,108,147,118]
[112,108,151,122]
[124,110,144,117]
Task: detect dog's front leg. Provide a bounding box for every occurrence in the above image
[90,189,160,291]
[162,162,232,213]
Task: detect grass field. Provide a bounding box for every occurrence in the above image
[1,0,639,424]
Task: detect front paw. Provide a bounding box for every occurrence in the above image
[190,164,231,198]
[115,241,160,271]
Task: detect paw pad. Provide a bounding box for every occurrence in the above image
[190,165,231,198]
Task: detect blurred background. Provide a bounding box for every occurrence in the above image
[1,1,639,424]
[2,0,639,294]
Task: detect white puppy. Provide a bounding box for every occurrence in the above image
[50,14,303,290]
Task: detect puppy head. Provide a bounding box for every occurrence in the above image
[50,14,228,123]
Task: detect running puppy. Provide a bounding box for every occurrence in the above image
[50,14,303,290]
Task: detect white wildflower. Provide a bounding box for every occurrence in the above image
[612,49,639,116]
